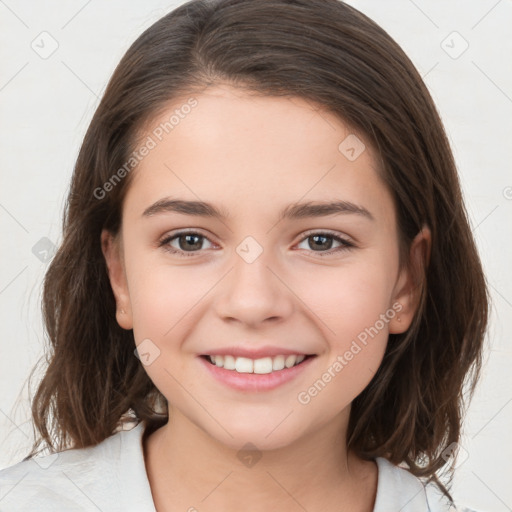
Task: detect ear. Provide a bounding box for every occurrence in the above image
[101,229,133,330]
[389,226,431,334]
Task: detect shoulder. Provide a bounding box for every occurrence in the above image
[0,421,155,511]
[373,457,476,512]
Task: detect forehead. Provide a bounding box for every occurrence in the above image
[124,84,394,224]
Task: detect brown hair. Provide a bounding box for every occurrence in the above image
[20,0,488,494]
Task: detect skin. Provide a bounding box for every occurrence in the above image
[102,84,430,512]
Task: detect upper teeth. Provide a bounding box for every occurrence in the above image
[209,354,306,374]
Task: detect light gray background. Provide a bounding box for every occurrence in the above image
[1,1,511,510]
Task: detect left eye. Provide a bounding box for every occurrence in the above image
[296,232,354,255]
[159,230,354,257]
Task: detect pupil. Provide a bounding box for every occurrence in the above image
[177,234,332,252]
[311,235,332,251]
[181,234,202,251]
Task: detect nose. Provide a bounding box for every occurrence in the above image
[214,247,294,328]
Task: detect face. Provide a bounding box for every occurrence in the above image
[102,84,423,452]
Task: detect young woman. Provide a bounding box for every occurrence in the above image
[0,1,488,510]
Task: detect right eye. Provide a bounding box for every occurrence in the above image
[159,230,216,257]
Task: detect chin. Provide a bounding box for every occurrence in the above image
[200,414,305,453]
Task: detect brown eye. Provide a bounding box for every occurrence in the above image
[159,231,215,257]
[296,231,354,256]
[174,233,204,251]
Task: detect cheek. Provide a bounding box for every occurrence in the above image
[125,254,216,343]
[298,259,396,341]
[295,260,395,395]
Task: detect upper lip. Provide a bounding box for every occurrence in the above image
[201,346,315,359]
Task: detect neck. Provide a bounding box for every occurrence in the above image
[143,408,378,512]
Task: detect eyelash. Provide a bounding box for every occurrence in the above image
[158,229,355,258]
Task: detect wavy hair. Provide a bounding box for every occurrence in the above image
[21,0,488,495]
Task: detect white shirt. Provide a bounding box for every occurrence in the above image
[0,420,466,511]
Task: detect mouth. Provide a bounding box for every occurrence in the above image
[200,353,316,374]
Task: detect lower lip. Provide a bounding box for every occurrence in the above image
[198,355,316,392]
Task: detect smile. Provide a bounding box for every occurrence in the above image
[204,354,310,374]
[199,352,316,392]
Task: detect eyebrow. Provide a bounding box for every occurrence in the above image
[142,198,374,221]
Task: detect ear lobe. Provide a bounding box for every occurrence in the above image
[101,229,133,330]
[389,226,431,334]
